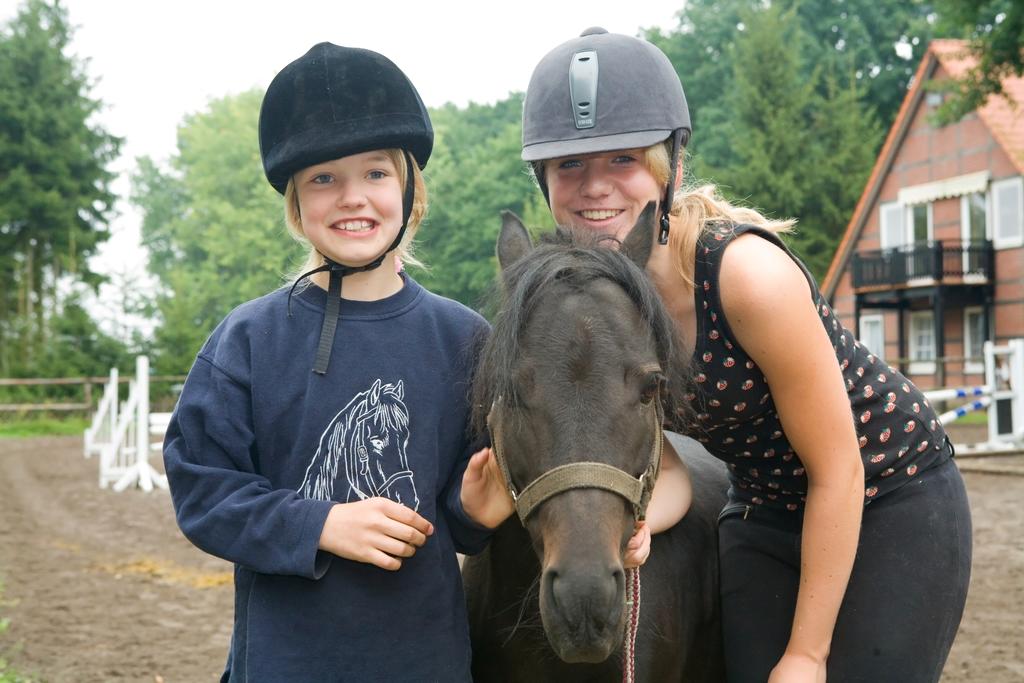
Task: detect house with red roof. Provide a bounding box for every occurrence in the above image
[823,39,1024,392]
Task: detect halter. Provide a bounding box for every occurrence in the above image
[487,397,664,524]
[487,394,661,683]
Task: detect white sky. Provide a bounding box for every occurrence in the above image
[0,0,687,335]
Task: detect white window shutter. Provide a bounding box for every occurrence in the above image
[992,177,1023,249]
[879,202,904,249]
[859,314,885,361]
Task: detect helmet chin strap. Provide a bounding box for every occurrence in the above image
[659,128,685,245]
[288,149,417,375]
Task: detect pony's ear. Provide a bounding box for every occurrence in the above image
[621,201,659,269]
[370,379,382,403]
[497,210,533,271]
[393,379,404,401]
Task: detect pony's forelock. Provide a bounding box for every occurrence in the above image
[471,228,694,436]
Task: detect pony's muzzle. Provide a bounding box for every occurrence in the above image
[540,562,626,662]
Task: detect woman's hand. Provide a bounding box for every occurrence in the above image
[318,498,433,571]
[461,447,515,529]
[768,652,827,683]
[624,521,651,568]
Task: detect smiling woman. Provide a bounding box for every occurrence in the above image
[543,148,663,242]
[519,26,973,683]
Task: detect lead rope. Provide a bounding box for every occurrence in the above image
[623,565,641,683]
[623,401,662,683]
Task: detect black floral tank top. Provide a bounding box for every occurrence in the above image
[681,223,951,511]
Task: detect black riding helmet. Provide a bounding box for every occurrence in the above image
[522,28,690,244]
[259,42,432,193]
[258,43,433,374]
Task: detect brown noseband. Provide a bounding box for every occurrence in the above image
[487,399,665,524]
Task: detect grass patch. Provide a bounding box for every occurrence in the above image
[935,404,989,426]
[0,656,36,683]
[0,417,89,439]
[950,409,988,425]
[0,577,38,683]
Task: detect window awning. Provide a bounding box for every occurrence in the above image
[898,171,990,205]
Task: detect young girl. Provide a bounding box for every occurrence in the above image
[520,28,972,683]
[163,43,511,681]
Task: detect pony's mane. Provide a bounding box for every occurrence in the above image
[471,226,693,435]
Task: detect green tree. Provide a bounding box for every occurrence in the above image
[0,290,132,406]
[931,0,1024,123]
[27,294,129,377]
[792,68,883,275]
[0,0,120,374]
[784,0,937,129]
[410,95,550,308]
[646,0,755,175]
[706,3,882,278]
[647,0,935,173]
[132,89,303,374]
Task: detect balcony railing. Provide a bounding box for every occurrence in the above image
[851,240,993,289]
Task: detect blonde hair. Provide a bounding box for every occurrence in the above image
[285,148,428,279]
[647,141,796,286]
[531,141,795,287]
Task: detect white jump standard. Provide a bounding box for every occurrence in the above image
[924,339,1024,454]
[82,356,169,492]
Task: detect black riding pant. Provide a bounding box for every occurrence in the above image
[718,457,972,683]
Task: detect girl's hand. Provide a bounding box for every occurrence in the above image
[624,521,651,569]
[460,447,515,529]
[768,652,827,683]
[318,498,433,571]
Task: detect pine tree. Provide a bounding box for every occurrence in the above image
[0,0,121,374]
[646,0,754,176]
[706,4,882,279]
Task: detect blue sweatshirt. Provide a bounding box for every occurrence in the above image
[163,275,491,682]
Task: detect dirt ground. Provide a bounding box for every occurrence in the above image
[0,434,1021,682]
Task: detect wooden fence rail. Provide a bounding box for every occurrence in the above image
[0,375,186,413]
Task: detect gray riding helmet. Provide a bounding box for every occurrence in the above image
[522,27,691,242]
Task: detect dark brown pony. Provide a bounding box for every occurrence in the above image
[463,205,729,681]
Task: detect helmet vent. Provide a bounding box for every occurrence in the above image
[569,50,598,130]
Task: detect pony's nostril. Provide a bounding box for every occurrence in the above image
[544,569,561,608]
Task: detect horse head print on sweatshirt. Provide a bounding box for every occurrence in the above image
[298,379,419,510]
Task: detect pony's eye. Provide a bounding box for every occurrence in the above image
[640,375,663,405]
